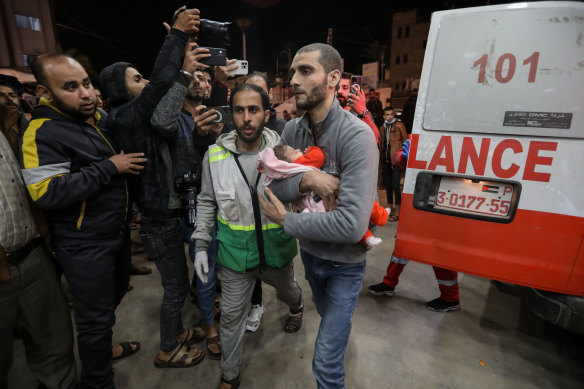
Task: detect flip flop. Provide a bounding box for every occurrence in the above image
[154,344,204,368]
[206,335,221,359]
[388,215,399,222]
[131,265,152,275]
[113,341,141,361]
[182,327,206,346]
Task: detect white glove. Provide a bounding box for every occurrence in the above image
[194,251,209,284]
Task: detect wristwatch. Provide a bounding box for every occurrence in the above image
[179,70,193,80]
[358,109,370,119]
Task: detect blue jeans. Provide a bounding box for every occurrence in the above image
[300,250,366,389]
[139,216,189,352]
[182,218,218,326]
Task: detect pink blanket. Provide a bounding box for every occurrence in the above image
[257,148,325,213]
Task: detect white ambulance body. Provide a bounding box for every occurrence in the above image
[394,2,584,331]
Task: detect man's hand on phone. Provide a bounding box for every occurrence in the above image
[214,59,239,82]
[193,105,224,136]
[348,85,367,114]
[182,44,211,73]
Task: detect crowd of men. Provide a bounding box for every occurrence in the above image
[0,6,453,389]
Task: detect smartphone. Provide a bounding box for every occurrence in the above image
[199,47,227,66]
[350,75,363,94]
[205,105,233,125]
[231,60,249,76]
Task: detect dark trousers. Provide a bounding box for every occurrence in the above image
[55,234,130,389]
[139,216,189,352]
[1,245,77,389]
[382,161,402,206]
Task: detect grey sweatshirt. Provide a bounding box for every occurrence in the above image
[269,99,379,263]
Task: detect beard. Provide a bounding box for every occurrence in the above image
[236,122,264,146]
[185,90,204,103]
[337,94,348,107]
[295,78,327,111]
[52,94,95,121]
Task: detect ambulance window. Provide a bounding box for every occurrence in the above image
[422,7,583,139]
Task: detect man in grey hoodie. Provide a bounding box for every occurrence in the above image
[260,43,378,389]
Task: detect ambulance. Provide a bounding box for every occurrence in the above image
[393,2,584,332]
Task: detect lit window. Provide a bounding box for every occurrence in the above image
[15,14,28,28]
[14,14,41,31]
[23,54,36,66]
[29,17,41,31]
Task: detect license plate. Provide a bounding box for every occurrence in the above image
[434,177,514,218]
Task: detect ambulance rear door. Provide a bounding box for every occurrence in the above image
[394,2,584,297]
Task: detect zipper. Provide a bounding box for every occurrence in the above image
[76,200,86,230]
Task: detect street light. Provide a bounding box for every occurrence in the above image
[235,18,252,61]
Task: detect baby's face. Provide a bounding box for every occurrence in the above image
[284,146,304,162]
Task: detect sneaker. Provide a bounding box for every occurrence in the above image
[426,298,461,312]
[364,236,382,250]
[245,304,265,332]
[368,282,395,296]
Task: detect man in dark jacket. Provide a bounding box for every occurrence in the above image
[99,7,207,368]
[21,53,147,389]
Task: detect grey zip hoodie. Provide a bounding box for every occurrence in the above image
[269,99,379,263]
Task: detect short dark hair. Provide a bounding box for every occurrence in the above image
[229,83,270,111]
[197,67,214,82]
[30,53,74,87]
[384,106,395,112]
[0,78,17,94]
[244,72,268,85]
[341,72,352,80]
[273,144,289,161]
[369,88,376,93]
[296,43,342,75]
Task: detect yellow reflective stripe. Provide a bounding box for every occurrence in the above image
[217,213,281,231]
[209,151,232,163]
[209,146,224,154]
[22,118,50,169]
[76,200,86,230]
[26,174,65,201]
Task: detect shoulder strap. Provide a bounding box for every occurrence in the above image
[232,154,266,272]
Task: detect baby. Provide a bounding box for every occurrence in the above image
[257,144,390,250]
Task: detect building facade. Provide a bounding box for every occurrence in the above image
[389,9,430,96]
[0,0,57,77]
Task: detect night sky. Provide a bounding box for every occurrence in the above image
[51,0,521,82]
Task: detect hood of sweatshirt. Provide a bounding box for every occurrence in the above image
[98,62,134,108]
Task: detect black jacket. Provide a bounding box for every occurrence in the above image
[99,28,189,214]
[19,100,128,244]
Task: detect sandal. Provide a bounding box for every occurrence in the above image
[131,265,152,275]
[218,375,240,389]
[181,327,206,346]
[284,310,303,333]
[388,215,399,222]
[113,341,141,361]
[206,335,221,359]
[154,343,204,368]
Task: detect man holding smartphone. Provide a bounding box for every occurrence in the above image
[337,72,379,142]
